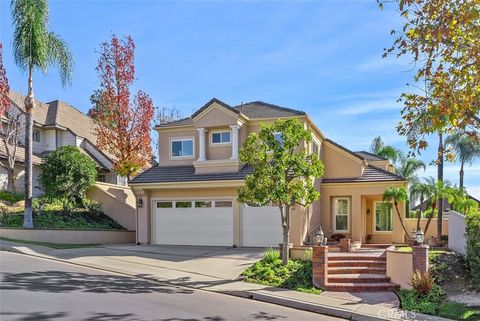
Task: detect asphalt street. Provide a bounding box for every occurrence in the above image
[0,251,343,321]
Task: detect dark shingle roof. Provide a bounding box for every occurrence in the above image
[130,165,253,184]
[156,99,306,127]
[322,165,405,184]
[355,151,387,161]
[234,101,305,118]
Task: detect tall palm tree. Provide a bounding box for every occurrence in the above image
[370,136,401,164]
[11,0,74,228]
[409,182,432,231]
[382,186,411,240]
[446,132,480,189]
[396,157,426,184]
[423,177,449,235]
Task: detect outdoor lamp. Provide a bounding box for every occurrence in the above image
[416,228,425,244]
[315,227,324,246]
[137,198,143,208]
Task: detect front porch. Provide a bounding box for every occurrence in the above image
[319,182,408,245]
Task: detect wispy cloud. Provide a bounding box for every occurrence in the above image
[337,98,401,116]
[354,54,415,73]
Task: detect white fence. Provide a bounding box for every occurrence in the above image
[448,211,466,255]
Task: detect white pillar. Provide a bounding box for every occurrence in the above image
[230,125,240,160]
[197,128,206,161]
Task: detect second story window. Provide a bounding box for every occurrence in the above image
[33,130,40,142]
[171,138,194,158]
[312,141,319,155]
[211,131,231,144]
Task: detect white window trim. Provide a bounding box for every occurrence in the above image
[33,129,40,142]
[312,137,320,156]
[210,130,231,146]
[333,197,350,233]
[169,137,195,159]
[373,201,394,233]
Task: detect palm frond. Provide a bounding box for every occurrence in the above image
[10,0,49,72]
[47,32,74,86]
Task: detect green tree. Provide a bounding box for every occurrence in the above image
[382,186,411,240]
[238,119,324,265]
[445,132,480,189]
[11,0,74,227]
[409,182,432,231]
[39,146,97,212]
[423,177,449,236]
[370,136,401,164]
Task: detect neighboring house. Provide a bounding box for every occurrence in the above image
[412,194,480,214]
[130,98,407,247]
[0,91,127,196]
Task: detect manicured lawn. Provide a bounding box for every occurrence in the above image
[242,248,321,295]
[0,236,98,249]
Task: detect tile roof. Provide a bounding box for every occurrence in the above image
[321,165,406,184]
[234,101,305,118]
[129,165,253,184]
[354,151,387,161]
[156,99,306,127]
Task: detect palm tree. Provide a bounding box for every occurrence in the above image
[370,136,401,163]
[423,177,449,235]
[11,0,74,228]
[382,186,411,240]
[396,156,426,184]
[409,182,432,231]
[445,132,480,189]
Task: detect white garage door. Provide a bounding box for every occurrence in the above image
[154,200,233,246]
[241,205,283,247]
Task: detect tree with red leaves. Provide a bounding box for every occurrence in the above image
[0,43,23,192]
[89,35,154,181]
[0,43,9,117]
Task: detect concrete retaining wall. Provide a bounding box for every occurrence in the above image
[448,211,466,255]
[87,182,136,230]
[386,248,413,289]
[0,227,135,244]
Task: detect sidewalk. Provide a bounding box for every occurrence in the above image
[0,240,449,321]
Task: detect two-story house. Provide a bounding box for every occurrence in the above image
[130,98,407,247]
[0,91,127,196]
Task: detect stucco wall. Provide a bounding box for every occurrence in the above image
[405,218,449,242]
[0,227,135,244]
[194,103,239,128]
[387,249,413,289]
[321,142,363,179]
[320,182,406,243]
[158,129,197,165]
[448,211,466,255]
[59,130,76,147]
[0,164,42,197]
[43,129,56,151]
[87,182,136,230]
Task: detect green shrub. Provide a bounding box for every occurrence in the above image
[0,190,24,204]
[465,210,480,290]
[398,285,445,314]
[242,252,320,294]
[39,146,97,212]
[439,302,480,321]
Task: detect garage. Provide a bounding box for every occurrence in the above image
[241,205,283,247]
[154,200,234,246]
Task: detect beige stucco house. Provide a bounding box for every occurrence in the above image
[130,98,407,247]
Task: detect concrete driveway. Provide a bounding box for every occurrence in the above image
[101,244,265,280]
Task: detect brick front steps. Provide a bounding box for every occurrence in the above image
[325,251,399,292]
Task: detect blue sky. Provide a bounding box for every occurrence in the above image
[1,0,478,197]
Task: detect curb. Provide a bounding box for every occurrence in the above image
[0,245,449,321]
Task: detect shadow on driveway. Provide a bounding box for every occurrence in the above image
[0,270,193,295]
